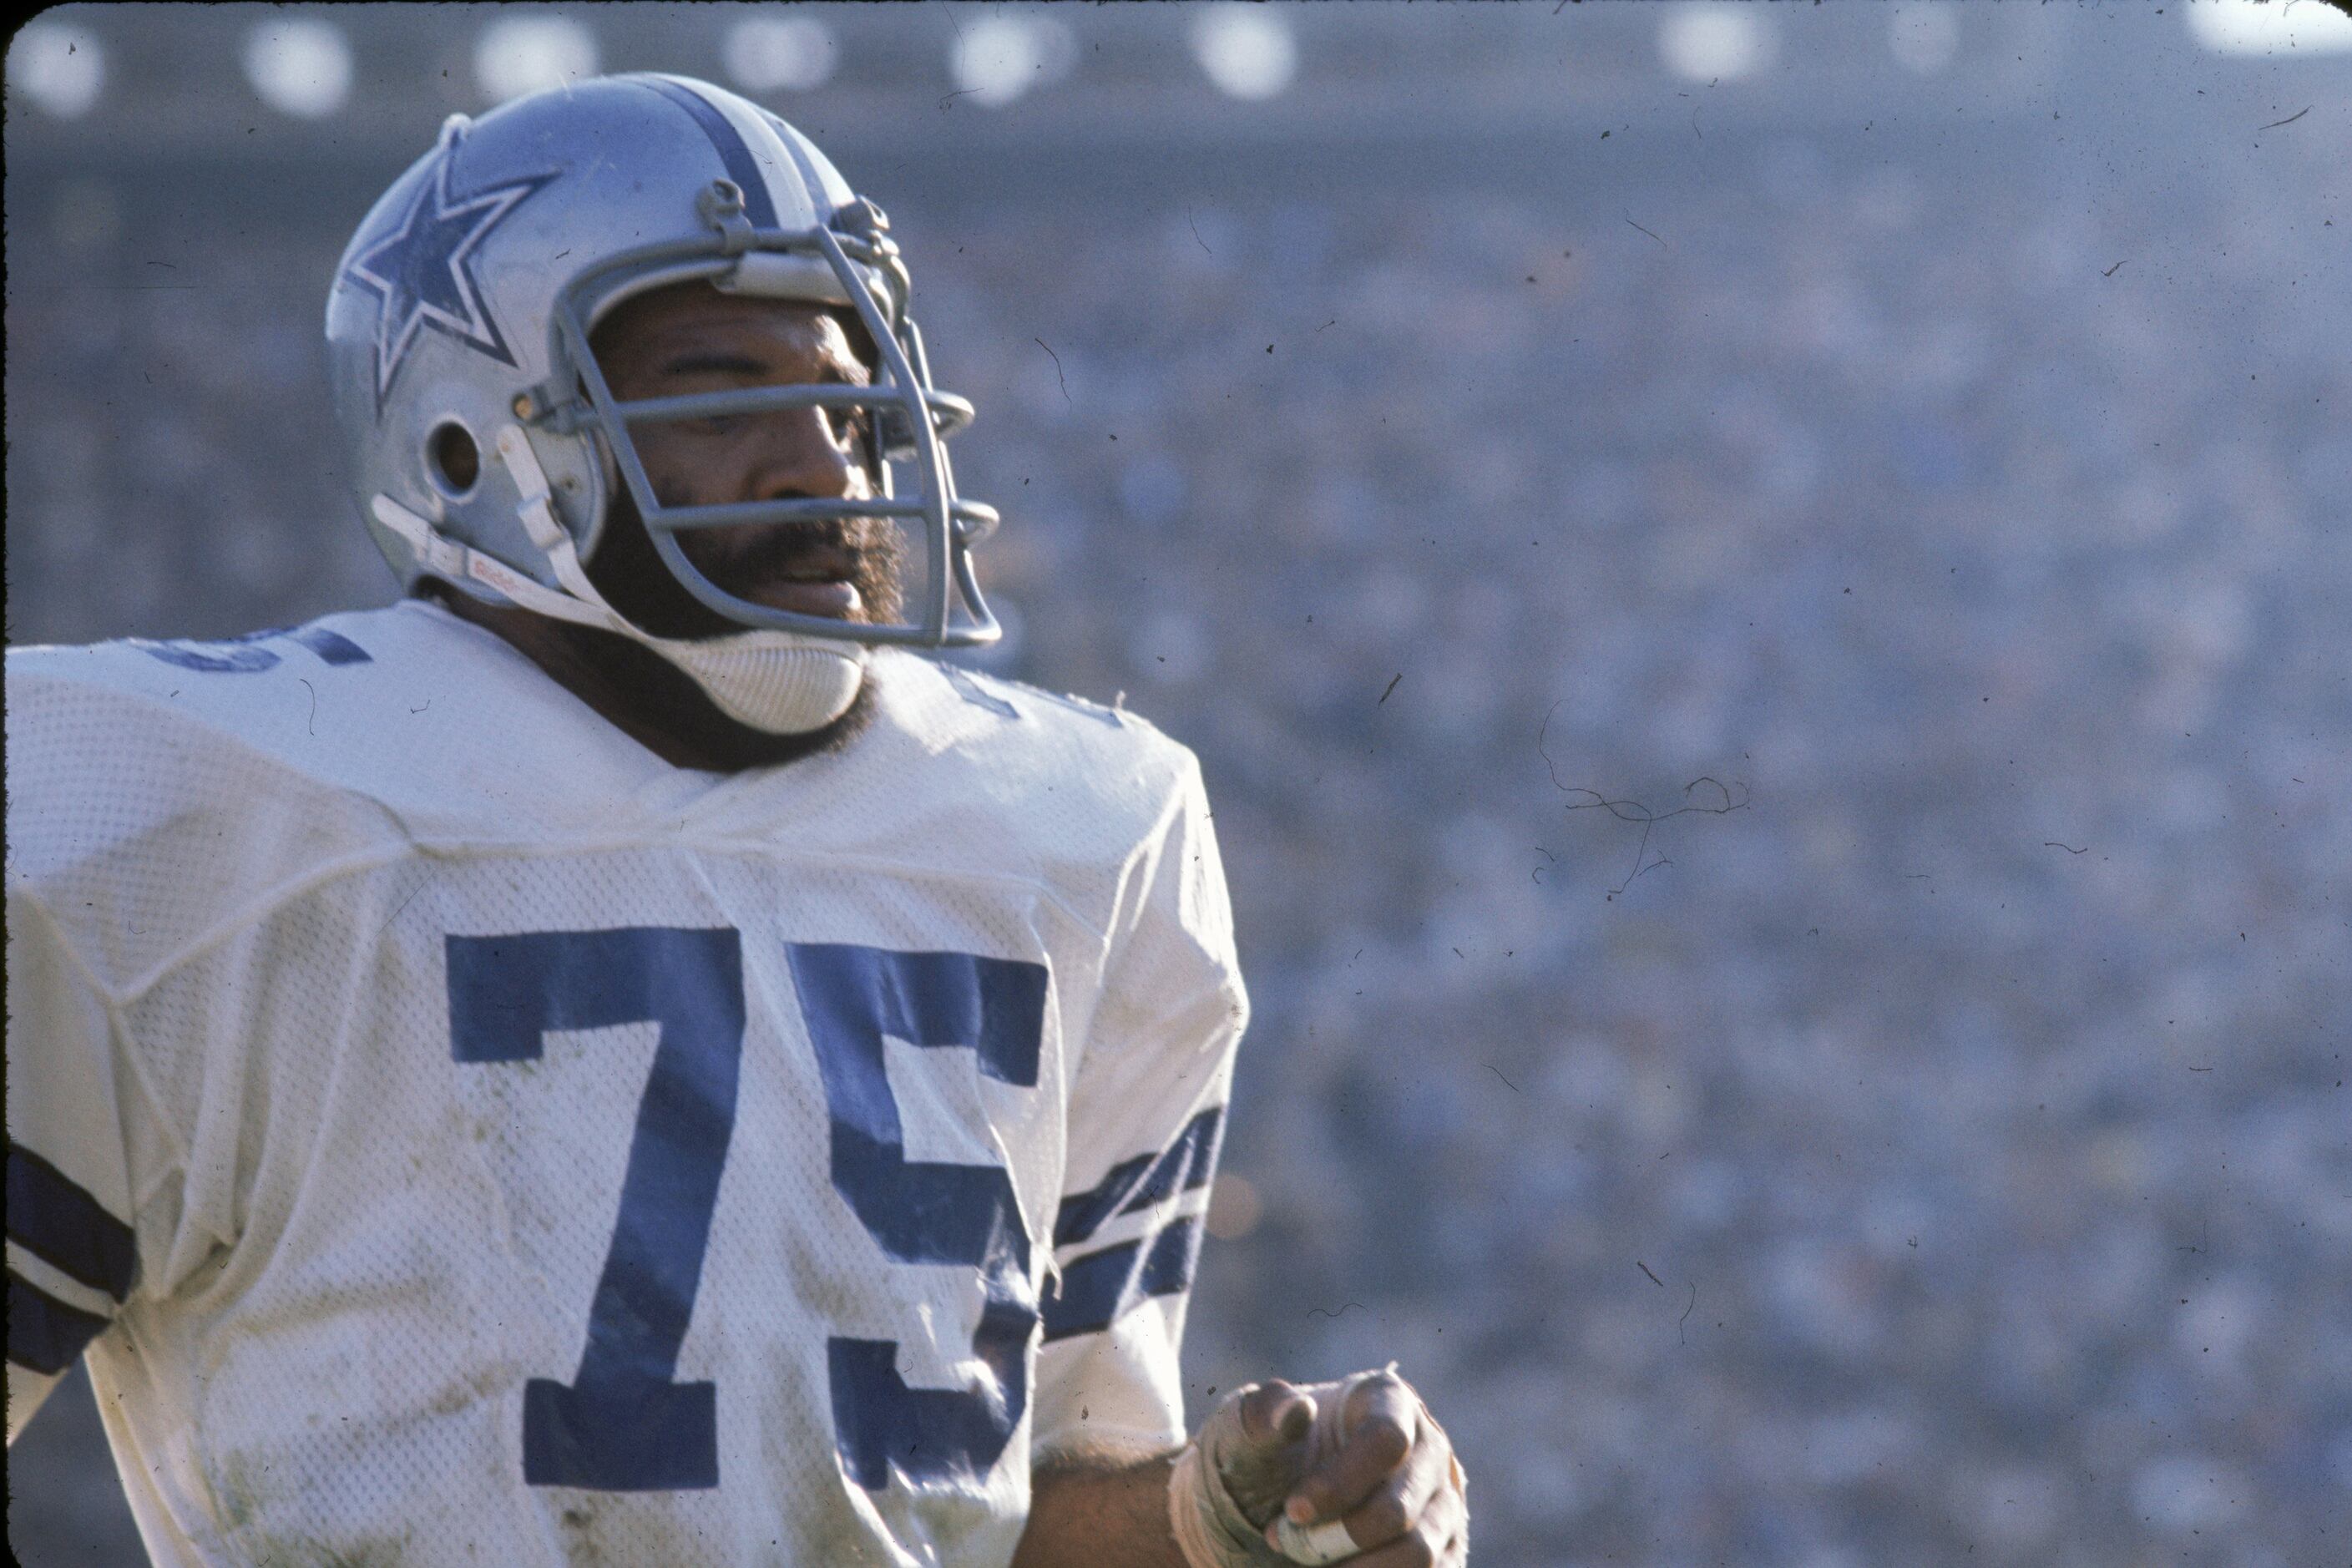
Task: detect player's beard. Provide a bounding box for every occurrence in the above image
[584,488,907,644]
[553,490,908,767]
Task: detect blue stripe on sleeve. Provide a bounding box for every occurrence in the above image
[1052,1148,1158,1250]
[1042,1238,1140,1341]
[1116,1109,1224,1217]
[1136,1214,1205,1298]
[1053,1106,1225,1249]
[1040,1216,1204,1343]
[286,626,372,665]
[6,1144,137,1302]
[6,1270,114,1375]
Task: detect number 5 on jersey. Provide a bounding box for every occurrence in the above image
[448,928,1049,1494]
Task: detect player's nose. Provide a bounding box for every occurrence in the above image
[745,407,858,504]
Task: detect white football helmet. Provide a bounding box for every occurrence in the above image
[325,74,999,733]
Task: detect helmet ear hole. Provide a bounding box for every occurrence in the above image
[427,420,481,498]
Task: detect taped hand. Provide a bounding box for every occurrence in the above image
[1168,1366,1467,1567]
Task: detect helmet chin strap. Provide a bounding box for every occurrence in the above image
[369,424,867,737]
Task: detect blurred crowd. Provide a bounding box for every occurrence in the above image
[8,112,2348,1568]
[934,145,2351,1568]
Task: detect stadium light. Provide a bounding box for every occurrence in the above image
[245,18,355,119]
[1191,6,1297,101]
[2185,0,2352,56]
[6,21,105,119]
[724,16,839,94]
[1657,3,1777,83]
[950,15,1077,108]
[474,16,600,104]
[1888,3,1962,78]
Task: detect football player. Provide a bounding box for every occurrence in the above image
[5,76,1466,1566]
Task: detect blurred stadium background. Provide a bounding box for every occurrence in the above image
[8,3,2350,1565]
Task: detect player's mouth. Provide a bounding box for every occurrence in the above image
[751,570,862,619]
[668,514,905,634]
[720,538,873,622]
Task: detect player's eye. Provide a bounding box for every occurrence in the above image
[827,405,873,454]
[670,403,867,455]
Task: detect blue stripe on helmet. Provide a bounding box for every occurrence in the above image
[627,76,778,228]
[759,109,839,221]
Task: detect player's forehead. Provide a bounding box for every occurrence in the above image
[591,284,865,377]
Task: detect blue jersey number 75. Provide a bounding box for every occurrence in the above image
[447,928,1049,1494]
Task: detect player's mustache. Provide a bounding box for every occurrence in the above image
[721,517,888,571]
[717,518,906,620]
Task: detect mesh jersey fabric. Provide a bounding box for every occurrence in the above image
[4,599,1247,1567]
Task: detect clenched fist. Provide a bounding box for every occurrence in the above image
[1170,1366,1468,1567]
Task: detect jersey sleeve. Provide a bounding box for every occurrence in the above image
[4,886,149,1444]
[1031,756,1249,1461]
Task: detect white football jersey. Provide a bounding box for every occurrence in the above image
[4,599,1247,1567]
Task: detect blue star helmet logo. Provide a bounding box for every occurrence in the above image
[345,119,558,410]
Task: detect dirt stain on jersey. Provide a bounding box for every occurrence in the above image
[207,1454,412,1567]
[423,1362,513,1420]
[558,1504,610,1567]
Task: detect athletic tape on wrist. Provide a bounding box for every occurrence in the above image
[1169,1441,1288,1568]
[1169,1376,1378,1568]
